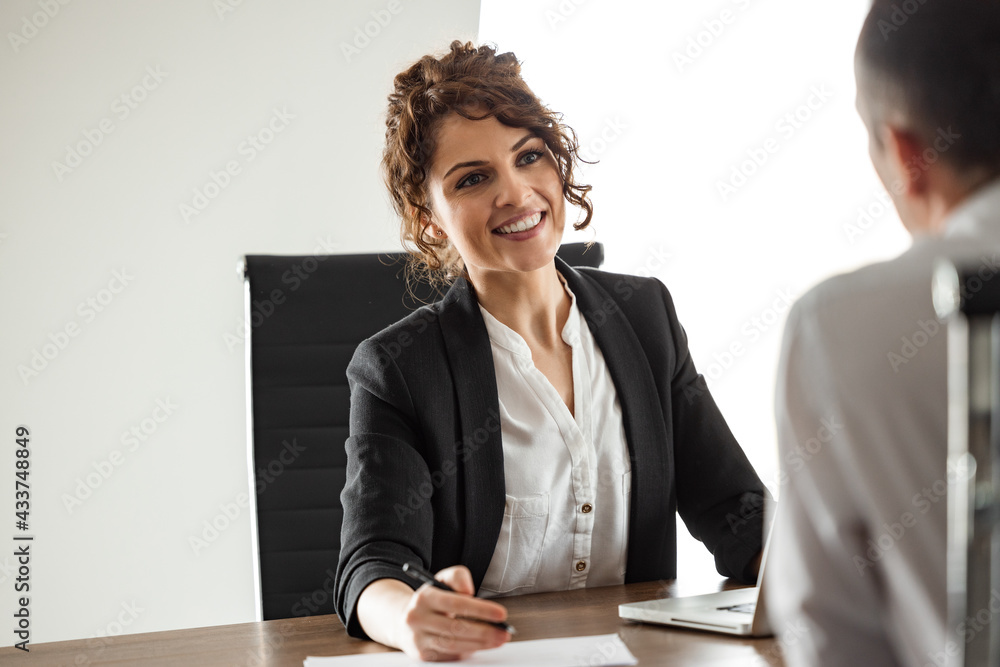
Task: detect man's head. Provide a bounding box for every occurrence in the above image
[855,0,1000,236]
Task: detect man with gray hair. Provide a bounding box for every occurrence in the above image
[766,1,1000,665]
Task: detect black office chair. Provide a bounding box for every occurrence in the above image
[934,260,1000,667]
[244,243,604,620]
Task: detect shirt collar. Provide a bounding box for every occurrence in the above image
[943,177,1000,239]
[478,271,582,358]
[558,271,582,346]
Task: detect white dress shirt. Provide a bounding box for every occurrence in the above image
[767,180,1000,666]
[477,273,631,597]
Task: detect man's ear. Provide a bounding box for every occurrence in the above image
[883,124,931,196]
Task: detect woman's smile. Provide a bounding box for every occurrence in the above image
[492,211,545,238]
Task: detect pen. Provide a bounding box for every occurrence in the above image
[402,562,517,635]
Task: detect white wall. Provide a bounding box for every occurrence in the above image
[0,0,479,644]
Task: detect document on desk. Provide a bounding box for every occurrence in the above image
[303,633,637,666]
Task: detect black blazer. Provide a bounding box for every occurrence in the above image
[334,256,766,638]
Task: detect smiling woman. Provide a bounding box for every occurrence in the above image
[333,40,768,663]
[380,41,593,288]
[424,114,566,281]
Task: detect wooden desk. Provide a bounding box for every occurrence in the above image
[4,581,783,666]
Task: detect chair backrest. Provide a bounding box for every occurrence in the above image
[934,260,1000,667]
[244,243,604,620]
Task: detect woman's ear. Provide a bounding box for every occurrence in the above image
[420,213,446,240]
[410,206,443,241]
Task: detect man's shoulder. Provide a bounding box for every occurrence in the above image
[792,250,931,325]
[784,245,958,383]
[794,237,1000,325]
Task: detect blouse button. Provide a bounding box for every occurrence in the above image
[581,503,593,514]
[575,560,587,572]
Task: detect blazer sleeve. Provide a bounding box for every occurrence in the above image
[657,280,768,583]
[333,337,429,639]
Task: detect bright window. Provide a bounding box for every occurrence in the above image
[480,0,910,581]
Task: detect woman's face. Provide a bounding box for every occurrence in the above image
[423,111,566,284]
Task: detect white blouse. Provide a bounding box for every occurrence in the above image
[477,273,632,597]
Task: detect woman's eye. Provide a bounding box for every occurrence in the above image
[457,173,485,189]
[519,150,543,165]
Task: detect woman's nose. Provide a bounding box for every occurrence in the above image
[493,168,532,208]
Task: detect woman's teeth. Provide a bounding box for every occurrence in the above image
[496,212,542,234]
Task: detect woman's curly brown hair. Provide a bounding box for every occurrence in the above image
[382,40,594,290]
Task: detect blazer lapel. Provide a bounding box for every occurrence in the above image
[435,260,673,585]
[556,257,673,582]
[436,277,506,586]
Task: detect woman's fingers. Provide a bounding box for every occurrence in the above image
[410,596,509,641]
[399,579,511,662]
[414,627,500,661]
[435,564,476,595]
[409,620,505,662]
[428,586,509,625]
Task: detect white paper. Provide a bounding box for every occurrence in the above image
[303,633,637,666]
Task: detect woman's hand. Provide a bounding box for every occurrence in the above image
[357,565,511,662]
[395,565,511,661]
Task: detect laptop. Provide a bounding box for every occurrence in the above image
[618,525,774,637]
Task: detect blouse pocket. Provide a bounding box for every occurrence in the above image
[479,493,549,595]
